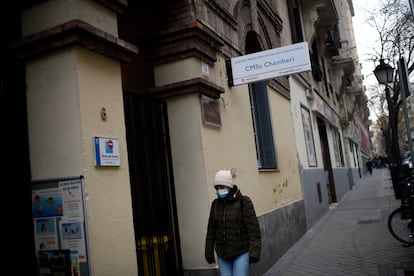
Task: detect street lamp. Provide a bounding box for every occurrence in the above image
[373,59,394,84]
[373,58,402,197]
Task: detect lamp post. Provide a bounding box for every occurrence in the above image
[373,58,401,166]
[374,58,403,197]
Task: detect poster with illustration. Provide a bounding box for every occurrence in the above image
[32,188,63,218]
[61,221,87,263]
[34,218,59,255]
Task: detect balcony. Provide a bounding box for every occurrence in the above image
[301,0,338,25]
[346,78,364,95]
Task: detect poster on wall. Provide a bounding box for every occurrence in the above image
[32,176,89,276]
[60,221,87,263]
[32,188,63,218]
[301,106,317,167]
[34,218,59,252]
[38,249,72,276]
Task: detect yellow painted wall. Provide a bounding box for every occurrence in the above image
[289,75,324,170]
[158,53,304,269]
[167,93,211,269]
[26,46,137,276]
[26,49,84,180]
[77,47,137,275]
[23,1,137,274]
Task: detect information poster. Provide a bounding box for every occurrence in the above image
[32,176,89,276]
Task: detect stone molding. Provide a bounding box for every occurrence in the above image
[7,19,138,63]
[150,77,225,100]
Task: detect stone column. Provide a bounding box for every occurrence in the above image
[13,1,138,275]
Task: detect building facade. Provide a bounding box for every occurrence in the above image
[288,0,368,228]
[398,89,414,155]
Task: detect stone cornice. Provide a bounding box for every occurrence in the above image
[150,77,225,100]
[7,19,138,63]
[144,21,224,66]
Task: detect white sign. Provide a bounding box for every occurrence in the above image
[229,42,311,86]
[94,136,121,166]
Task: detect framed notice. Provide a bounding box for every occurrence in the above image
[201,95,222,127]
[94,136,121,166]
[301,106,317,167]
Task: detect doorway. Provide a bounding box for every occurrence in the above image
[317,117,337,203]
[123,92,183,275]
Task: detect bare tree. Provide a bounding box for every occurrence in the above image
[362,0,413,164]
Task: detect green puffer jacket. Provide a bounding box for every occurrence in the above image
[205,185,261,261]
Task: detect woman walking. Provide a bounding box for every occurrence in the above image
[205,169,261,276]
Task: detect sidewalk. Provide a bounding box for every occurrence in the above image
[263,169,414,276]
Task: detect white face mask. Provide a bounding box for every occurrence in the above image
[216,189,229,198]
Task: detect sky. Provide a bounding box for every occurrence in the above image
[352,1,381,86]
[352,1,386,121]
[352,0,413,122]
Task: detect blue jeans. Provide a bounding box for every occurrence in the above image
[217,251,250,276]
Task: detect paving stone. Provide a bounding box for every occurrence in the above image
[263,170,414,276]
